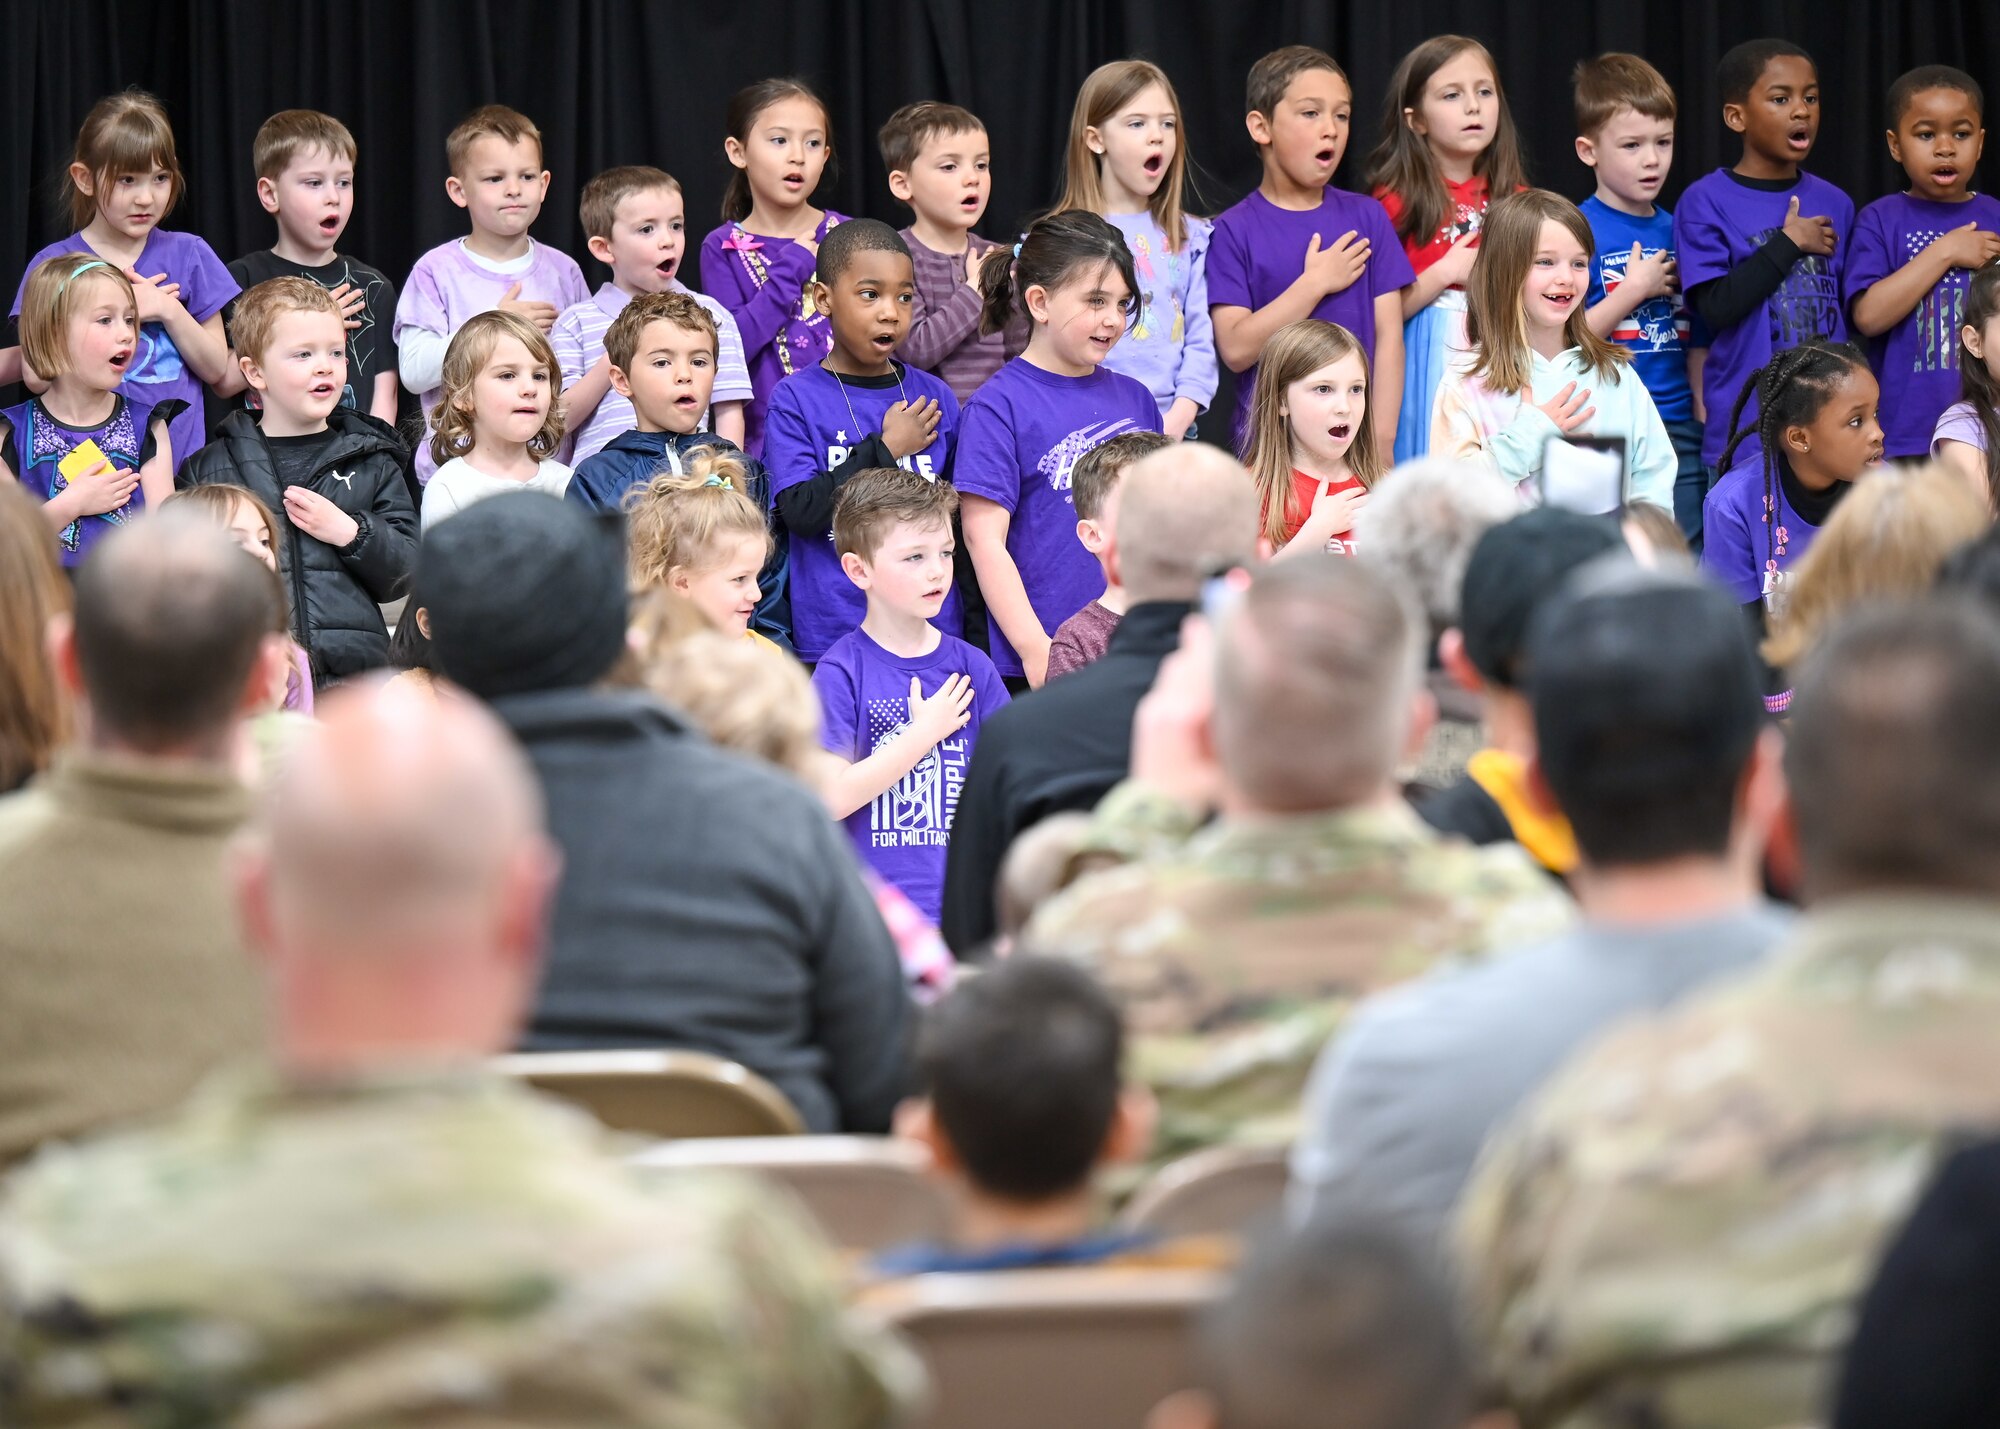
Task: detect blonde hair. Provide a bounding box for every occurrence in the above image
[446,104,543,175]
[624,449,770,590]
[161,484,307,704]
[67,90,183,232]
[1465,189,1626,397]
[230,276,342,366]
[164,481,281,550]
[18,255,136,379]
[253,109,357,180]
[626,591,823,781]
[1241,320,1385,547]
[1055,60,1197,250]
[0,481,73,792]
[1763,463,1991,669]
[427,311,566,466]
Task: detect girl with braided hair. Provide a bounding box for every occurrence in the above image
[1699,339,1884,620]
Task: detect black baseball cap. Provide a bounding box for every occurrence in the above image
[423,493,630,701]
[1458,508,1628,687]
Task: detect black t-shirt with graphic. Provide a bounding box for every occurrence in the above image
[225,249,398,415]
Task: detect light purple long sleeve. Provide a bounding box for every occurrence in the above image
[1102,211,1218,417]
[698,213,848,455]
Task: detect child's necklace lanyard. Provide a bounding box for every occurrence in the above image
[829,364,909,447]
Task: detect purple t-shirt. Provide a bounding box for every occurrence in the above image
[392,238,589,481]
[13,229,237,469]
[763,361,963,661]
[1699,458,1836,605]
[1935,399,1991,458]
[1675,169,1854,468]
[697,211,850,457]
[1,393,174,567]
[1844,192,2000,458]
[1206,187,1415,440]
[952,358,1162,677]
[813,627,1010,922]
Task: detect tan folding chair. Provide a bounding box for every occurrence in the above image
[869,1266,1223,1429]
[1117,1144,1289,1239]
[630,1136,954,1250]
[494,1049,805,1138]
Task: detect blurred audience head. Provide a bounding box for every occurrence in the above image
[1763,463,1990,671]
[1213,556,1428,813]
[1528,565,1774,870]
[423,494,629,700]
[1355,458,1516,638]
[1113,445,1262,604]
[1151,1215,1479,1429]
[900,955,1149,1207]
[233,678,560,1074]
[1787,598,2000,902]
[54,511,288,759]
[0,481,72,793]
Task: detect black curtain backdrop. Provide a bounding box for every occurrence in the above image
[3,0,1996,425]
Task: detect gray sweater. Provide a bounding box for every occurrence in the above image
[1289,899,1792,1242]
[497,687,911,1133]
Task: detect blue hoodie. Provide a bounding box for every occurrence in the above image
[567,429,791,647]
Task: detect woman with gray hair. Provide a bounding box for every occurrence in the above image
[1354,459,1517,792]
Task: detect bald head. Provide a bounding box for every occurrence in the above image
[259,680,549,940]
[238,680,558,1071]
[1213,557,1426,813]
[1114,446,1261,604]
[69,511,284,752]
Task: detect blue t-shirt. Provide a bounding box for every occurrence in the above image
[763,361,962,662]
[951,358,1161,676]
[812,627,1009,923]
[1580,196,1706,424]
[1844,191,2000,459]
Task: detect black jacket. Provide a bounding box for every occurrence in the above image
[941,600,1194,957]
[494,686,912,1134]
[177,407,418,683]
[1834,1138,2000,1429]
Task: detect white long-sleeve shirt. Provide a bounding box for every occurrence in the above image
[1432,345,1676,511]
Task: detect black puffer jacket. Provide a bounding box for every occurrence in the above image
[178,407,418,683]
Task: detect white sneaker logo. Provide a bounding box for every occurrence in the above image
[330,470,354,490]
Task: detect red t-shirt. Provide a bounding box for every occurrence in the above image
[1374,174,1494,276]
[1266,469,1366,553]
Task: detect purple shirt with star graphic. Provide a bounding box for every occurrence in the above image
[813,626,1010,922]
[1844,191,2000,458]
[762,360,962,661]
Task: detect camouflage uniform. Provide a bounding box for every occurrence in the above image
[1024,781,1573,1165]
[1456,894,2000,1429]
[0,1068,920,1428]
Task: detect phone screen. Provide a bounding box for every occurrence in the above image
[1540,436,1628,515]
[1200,564,1252,623]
